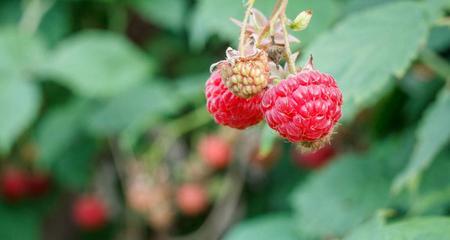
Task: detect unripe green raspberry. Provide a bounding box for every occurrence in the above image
[221,51,270,99]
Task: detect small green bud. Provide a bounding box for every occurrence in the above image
[289,10,312,31]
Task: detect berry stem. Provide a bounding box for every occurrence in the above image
[279,2,297,74]
[238,0,256,56]
[255,0,283,47]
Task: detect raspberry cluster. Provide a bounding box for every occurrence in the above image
[204,3,343,149]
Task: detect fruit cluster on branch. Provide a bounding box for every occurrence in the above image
[205,0,343,151]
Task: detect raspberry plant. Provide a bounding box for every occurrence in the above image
[206,0,343,151]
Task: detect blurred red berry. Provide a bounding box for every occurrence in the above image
[72,196,107,231]
[198,135,232,169]
[0,168,29,202]
[293,145,336,169]
[27,173,51,197]
[176,183,208,216]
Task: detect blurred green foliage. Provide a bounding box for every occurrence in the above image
[0,0,449,239]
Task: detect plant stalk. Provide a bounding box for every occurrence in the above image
[238,0,256,55]
[279,1,297,74]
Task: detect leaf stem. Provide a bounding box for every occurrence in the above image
[238,0,256,56]
[279,1,297,74]
[419,48,450,83]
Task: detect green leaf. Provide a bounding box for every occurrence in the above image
[39,1,71,46]
[302,1,429,121]
[42,31,153,98]
[428,26,450,52]
[290,134,412,237]
[0,204,41,240]
[0,28,47,81]
[345,217,450,240]
[0,1,20,25]
[224,215,298,240]
[342,0,395,14]
[344,213,387,240]
[190,0,339,49]
[52,137,97,191]
[35,100,92,168]
[393,89,450,193]
[409,148,450,214]
[35,100,97,190]
[87,82,179,136]
[0,80,41,153]
[384,217,450,239]
[130,0,187,32]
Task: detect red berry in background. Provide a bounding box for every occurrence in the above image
[0,168,29,202]
[27,172,51,198]
[72,196,107,231]
[176,183,208,216]
[198,135,232,169]
[261,57,342,145]
[293,145,336,169]
[205,70,264,129]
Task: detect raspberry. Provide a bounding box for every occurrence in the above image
[198,135,232,170]
[221,50,270,98]
[205,70,264,129]
[293,145,336,169]
[72,195,107,231]
[261,63,342,144]
[176,183,208,216]
[0,168,29,202]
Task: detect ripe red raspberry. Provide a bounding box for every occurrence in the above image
[205,70,264,129]
[198,135,232,169]
[221,50,270,98]
[261,61,342,145]
[72,196,107,231]
[293,145,336,169]
[0,168,29,202]
[176,183,208,216]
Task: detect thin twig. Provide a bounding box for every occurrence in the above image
[279,1,297,74]
[171,134,251,240]
[269,0,287,36]
[255,0,283,47]
[239,0,256,55]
